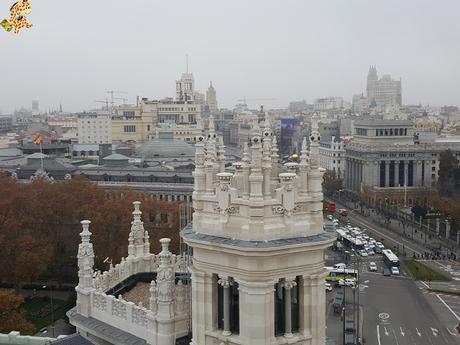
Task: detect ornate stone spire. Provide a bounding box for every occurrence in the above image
[270,135,279,179]
[217,136,226,173]
[298,137,309,194]
[309,116,320,169]
[128,201,146,258]
[77,220,94,290]
[242,142,250,199]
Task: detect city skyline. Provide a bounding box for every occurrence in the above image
[1,0,460,113]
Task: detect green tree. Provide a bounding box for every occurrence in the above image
[437,149,460,198]
[322,170,343,196]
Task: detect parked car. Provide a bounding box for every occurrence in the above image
[383,268,391,276]
[325,282,332,292]
[391,266,400,275]
[366,247,375,255]
[376,242,385,249]
[369,262,378,272]
[359,249,368,257]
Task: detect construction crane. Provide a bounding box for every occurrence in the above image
[114,97,129,105]
[94,99,109,111]
[107,90,127,114]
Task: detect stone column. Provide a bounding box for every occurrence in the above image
[395,161,400,186]
[283,278,297,338]
[218,276,233,336]
[436,218,440,235]
[404,161,408,187]
[385,161,389,187]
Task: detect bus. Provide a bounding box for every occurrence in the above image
[324,201,336,213]
[336,229,365,251]
[382,249,400,268]
[325,267,359,283]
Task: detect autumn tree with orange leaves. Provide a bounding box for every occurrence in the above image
[0,174,181,288]
[0,291,34,334]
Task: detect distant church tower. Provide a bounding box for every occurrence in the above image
[366,65,378,106]
[206,81,218,114]
[183,116,335,345]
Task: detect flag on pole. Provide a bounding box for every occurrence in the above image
[34,134,43,145]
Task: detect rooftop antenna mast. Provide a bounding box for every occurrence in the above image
[107,90,127,115]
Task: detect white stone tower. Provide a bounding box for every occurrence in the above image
[183,115,334,345]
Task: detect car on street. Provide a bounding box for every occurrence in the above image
[374,246,383,254]
[325,282,332,292]
[383,267,391,276]
[369,262,378,271]
[359,249,368,257]
[338,278,356,288]
[333,263,347,269]
[366,247,375,255]
[391,266,400,275]
[339,208,349,217]
[376,242,384,249]
[327,215,333,221]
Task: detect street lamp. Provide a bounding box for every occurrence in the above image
[42,285,55,337]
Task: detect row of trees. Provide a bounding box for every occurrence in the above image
[0,174,181,288]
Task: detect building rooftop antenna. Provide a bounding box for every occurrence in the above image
[186,54,189,74]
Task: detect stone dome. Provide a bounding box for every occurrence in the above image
[136,139,196,158]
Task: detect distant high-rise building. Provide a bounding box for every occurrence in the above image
[32,100,39,115]
[205,81,218,114]
[366,66,402,108]
[176,72,195,102]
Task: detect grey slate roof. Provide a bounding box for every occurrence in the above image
[181,224,336,249]
[49,334,98,345]
[67,309,146,345]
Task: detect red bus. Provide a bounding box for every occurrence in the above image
[327,202,336,213]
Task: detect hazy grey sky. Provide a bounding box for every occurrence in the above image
[1,0,459,113]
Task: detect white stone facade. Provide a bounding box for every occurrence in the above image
[77,113,112,144]
[319,137,346,178]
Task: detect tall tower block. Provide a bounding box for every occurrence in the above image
[366,65,378,105]
[183,117,335,345]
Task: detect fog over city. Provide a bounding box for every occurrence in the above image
[1,0,460,113]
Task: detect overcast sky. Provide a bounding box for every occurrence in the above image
[1,0,459,113]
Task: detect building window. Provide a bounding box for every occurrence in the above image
[432,167,436,171]
[217,276,239,335]
[147,125,151,131]
[274,277,299,337]
[124,125,136,133]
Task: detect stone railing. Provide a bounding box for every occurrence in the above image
[93,254,188,292]
[90,278,190,342]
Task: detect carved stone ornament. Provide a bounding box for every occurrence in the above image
[93,293,107,311]
[132,306,148,326]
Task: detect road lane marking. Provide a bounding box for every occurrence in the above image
[400,327,405,336]
[436,294,460,321]
[446,327,458,336]
[416,328,422,336]
[431,327,439,336]
[377,325,382,345]
[392,329,400,345]
[384,326,389,336]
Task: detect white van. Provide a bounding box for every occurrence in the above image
[333,263,347,270]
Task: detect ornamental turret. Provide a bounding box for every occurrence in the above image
[128,201,148,258]
[76,220,95,317]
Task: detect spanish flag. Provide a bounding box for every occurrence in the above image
[34,134,42,145]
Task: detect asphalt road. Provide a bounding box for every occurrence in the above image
[360,267,459,345]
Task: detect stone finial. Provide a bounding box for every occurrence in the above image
[242,142,250,164]
[149,280,158,313]
[129,201,146,257]
[300,137,309,165]
[77,220,94,290]
[208,115,215,135]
